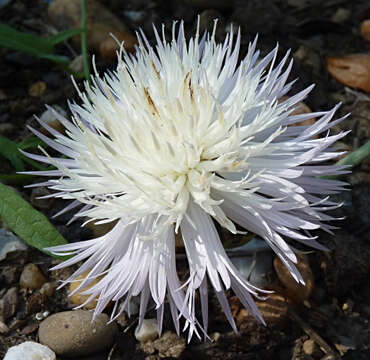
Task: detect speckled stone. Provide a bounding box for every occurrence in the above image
[38,310,117,357]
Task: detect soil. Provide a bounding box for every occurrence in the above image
[1,0,370,359]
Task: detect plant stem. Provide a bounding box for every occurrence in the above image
[336,140,370,167]
[322,141,370,179]
[81,0,90,81]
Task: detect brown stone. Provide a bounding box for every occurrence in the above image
[38,310,117,357]
[273,254,314,303]
[360,19,370,42]
[20,263,47,290]
[48,0,137,59]
[68,271,102,309]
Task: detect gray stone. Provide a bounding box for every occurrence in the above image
[0,229,27,261]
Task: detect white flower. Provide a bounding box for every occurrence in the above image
[24,21,348,340]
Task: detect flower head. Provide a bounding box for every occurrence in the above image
[25,21,348,339]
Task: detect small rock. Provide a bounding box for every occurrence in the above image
[230,249,273,287]
[20,322,39,335]
[1,265,21,285]
[123,10,147,23]
[0,123,15,136]
[68,271,102,309]
[0,320,9,334]
[303,339,321,357]
[38,310,117,357]
[29,81,47,97]
[274,254,314,303]
[8,318,27,331]
[0,89,7,100]
[331,8,351,23]
[135,318,159,342]
[48,0,137,59]
[361,19,370,42]
[30,187,54,209]
[0,229,28,261]
[20,263,47,290]
[0,287,18,322]
[234,293,288,328]
[69,55,84,73]
[153,331,186,358]
[3,341,56,360]
[85,220,117,238]
[40,282,57,297]
[39,105,67,135]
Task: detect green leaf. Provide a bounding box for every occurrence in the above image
[0,135,25,171]
[0,182,68,256]
[18,137,45,150]
[0,174,38,185]
[0,23,53,55]
[0,23,81,66]
[48,28,83,46]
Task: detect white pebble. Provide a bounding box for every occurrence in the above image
[4,341,56,360]
[135,318,159,342]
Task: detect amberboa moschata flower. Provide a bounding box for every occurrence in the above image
[24,20,349,340]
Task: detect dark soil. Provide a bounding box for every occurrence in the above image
[1,0,370,359]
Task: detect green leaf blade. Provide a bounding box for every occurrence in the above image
[48,28,83,46]
[0,182,68,256]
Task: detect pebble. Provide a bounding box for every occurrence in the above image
[153,331,186,358]
[20,263,47,290]
[85,220,117,238]
[68,271,102,309]
[361,19,370,42]
[28,81,47,97]
[30,187,54,210]
[234,293,288,328]
[331,8,351,23]
[0,287,18,322]
[40,282,57,297]
[0,320,9,334]
[38,310,117,357]
[135,318,159,342]
[69,55,84,73]
[228,238,272,287]
[3,341,56,360]
[0,229,28,261]
[303,339,321,357]
[48,0,137,59]
[0,123,15,136]
[39,105,67,135]
[0,89,6,100]
[274,254,314,303]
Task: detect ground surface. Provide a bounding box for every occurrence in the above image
[1,0,370,359]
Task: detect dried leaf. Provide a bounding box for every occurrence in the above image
[327,54,370,93]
